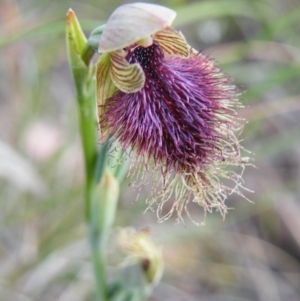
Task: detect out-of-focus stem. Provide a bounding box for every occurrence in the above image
[91,249,108,301]
[77,79,110,301]
[77,88,108,301]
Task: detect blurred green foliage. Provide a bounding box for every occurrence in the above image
[1,0,300,300]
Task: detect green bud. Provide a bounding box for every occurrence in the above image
[66,9,88,94]
[90,169,120,248]
[66,9,86,54]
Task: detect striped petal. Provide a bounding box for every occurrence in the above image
[154,27,189,58]
[96,53,117,137]
[110,50,145,93]
[99,3,176,53]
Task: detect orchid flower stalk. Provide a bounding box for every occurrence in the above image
[66,2,251,300]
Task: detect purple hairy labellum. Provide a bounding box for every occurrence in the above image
[96,3,252,224]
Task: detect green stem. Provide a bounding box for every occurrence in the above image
[91,248,108,301]
[77,92,97,218]
[77,77,108,301]
[67,13,110,301]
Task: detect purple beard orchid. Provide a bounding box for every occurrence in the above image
[96,3,251,224]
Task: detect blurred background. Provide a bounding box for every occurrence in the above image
[1,0,300,300]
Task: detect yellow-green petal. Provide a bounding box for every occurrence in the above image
[110,50,145,93]
[154,27,189,58]
[99,3,176,53]
[96,53,117,137]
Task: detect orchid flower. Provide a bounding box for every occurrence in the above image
[96,3,250,224]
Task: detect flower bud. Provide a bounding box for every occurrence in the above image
[117,227,163,286]
[90,169,119,248]
[66,9,86,54]
[66,9,88,92]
